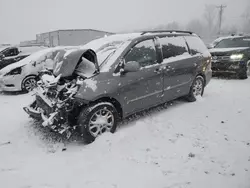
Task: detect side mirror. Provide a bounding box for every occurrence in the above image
[123,61,140,73]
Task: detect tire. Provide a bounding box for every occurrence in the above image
[238,72,248,79]
[21,75,37,92]
[186,75,205,102]
[77,102,119,143]
[239,60,250,80]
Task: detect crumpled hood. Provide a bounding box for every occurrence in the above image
[209,47,250,56]
[53,48,98,78]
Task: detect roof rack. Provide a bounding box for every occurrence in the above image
[141,30,194,35]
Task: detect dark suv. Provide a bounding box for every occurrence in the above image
[209,35,250,79]
[23,30,212,143]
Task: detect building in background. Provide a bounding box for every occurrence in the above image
[36,29,114,47]
[19,40,44,47]
[0,44,11,47]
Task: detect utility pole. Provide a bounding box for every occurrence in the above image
[216,4,227,35]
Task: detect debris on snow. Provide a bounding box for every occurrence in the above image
[188,152,195,158]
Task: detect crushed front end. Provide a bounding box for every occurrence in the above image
[23,71,85,138]
[23,48,100,139]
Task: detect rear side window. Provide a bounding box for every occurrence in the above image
[124,39,157,67]
[158,36,188,60]
[184,36,209,55]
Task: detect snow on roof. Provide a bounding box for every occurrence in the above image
[81,33,141,51]
[213,35,246,43]
[0,47,8,52]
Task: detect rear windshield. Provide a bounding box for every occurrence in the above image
[215,37,250,48]
[184,36,209,55]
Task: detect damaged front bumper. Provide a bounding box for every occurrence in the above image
[23,88,76,138]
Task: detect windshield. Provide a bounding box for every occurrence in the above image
[96,42,123,66]
[82,38,125,66]
[215,37,250,48]
[0,47,7,53]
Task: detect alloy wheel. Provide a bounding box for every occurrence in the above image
[88,108,115,137]
[23,77,37,92]
[192,78,203,97]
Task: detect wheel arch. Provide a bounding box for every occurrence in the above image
[78,96,123,120]
[21,74,38,90]
[92,97,123,119]
[195,72,206,86]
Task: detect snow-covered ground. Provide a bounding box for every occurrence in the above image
[0,78,250,188]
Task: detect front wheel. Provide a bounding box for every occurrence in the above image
[77,102,119,143]
[186,75,205,102]
[238,60,250,79]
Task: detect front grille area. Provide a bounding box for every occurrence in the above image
[211,55,231,61]
[36,95,54,116]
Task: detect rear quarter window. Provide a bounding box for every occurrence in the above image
[184,36,210,56]
[158,36,189,60]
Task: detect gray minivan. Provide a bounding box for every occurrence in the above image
[23,30,212,143]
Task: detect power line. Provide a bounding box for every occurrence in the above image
[216,4,227,35]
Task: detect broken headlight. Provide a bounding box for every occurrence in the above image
[5,66,22,76]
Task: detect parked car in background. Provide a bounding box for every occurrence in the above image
[23,30,212,143]
[209,35,250,79]
[207,34,240,49]
[0,46,47,70]
[0,46,76,92]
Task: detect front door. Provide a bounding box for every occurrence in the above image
[117,38,164,115]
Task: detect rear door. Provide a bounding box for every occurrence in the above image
[117,38,164,115]
[184,35,211,78]
[157,36,194,101]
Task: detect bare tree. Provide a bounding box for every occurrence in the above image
[241,2,250,33]
[203,4,217,37]
[165,22,181,30]
[186,19,204,35]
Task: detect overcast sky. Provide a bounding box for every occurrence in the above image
[0,0,248,44]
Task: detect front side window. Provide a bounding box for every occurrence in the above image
[159,36,188,59]
[124,39,157,67]
[215,37,250,48]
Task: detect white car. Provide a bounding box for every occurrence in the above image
[0,46,77,92]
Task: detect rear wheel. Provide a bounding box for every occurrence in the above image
[22,75,37,92]
[77,102,119,143]
[186,75,205,102]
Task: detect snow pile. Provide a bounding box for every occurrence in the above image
[0,78,250,188]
